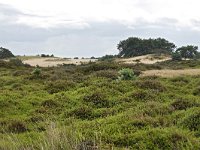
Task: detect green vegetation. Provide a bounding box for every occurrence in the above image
[176,45,198,59]
[117,37,199,60]
[0,58,200,149]
[118,68,136,80]
[0,47,15,59]
[117,37,176,57]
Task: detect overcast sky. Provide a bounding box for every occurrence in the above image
[0,0,200,57]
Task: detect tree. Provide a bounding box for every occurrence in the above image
[117,37,176,57]
[176,45,198,59]
[172,52,182,61]
[0,47,15,59]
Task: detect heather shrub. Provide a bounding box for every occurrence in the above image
[136,80,166,92]
[171,99,199,110]
[180,110,200,131]
[83,92,110,108]
[45,80,75,94]
[7,120,28,133]
[193,86,200,96]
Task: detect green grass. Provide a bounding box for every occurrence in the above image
[0,60,200,149]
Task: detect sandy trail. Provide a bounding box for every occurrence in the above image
[23,58,97,67]
[141,69,200,77]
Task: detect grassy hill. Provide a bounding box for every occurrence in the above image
[0,59,200,149]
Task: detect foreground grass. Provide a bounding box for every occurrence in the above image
[0,59,200,149]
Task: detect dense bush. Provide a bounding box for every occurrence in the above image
[172,52,182,61]
[118,68,136,80]
[0,47,15,59]
[9,58,24,66]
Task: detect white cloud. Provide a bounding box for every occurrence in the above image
[0,0,200,57]
[0,0,200,29]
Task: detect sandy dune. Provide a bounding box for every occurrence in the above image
[116,54,171,64]
[141,69,200,77]
[23,57,97,67]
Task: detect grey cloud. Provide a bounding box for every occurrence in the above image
[0,4,199,57]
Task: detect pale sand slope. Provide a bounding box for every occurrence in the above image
[23,58,97,67]
[141,69,200,77]
[116,54,171,64]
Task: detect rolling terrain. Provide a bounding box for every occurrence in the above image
[0,57,200,149]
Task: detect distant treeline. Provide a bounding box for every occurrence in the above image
[117,37,199,59]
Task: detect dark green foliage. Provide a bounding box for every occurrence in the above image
[7,120,27,133]
[193,86,200,96]
[176,45,198,59]
[41,54,54,57]
[157,59,200,69]
[118,37,175,57]
[0,47,15,59]
[180,110,200,131]
[99,54,118,61]
[172,52,182,61]
[9,58,24,66]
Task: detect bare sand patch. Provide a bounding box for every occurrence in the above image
[116,54,171,64]
[23,57,97,67]
[141,69,200,77]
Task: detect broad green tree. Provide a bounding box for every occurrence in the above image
[117,37,176,57]
[176,45,198,59]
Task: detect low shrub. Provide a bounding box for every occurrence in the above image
[32,67,41,77]
[45,80,75,94]
[9,58,24,66]
[136,80,166,92]
[118,68,136,80]
[170,76,190,84]
[171,99,199,110]
[93,70,118,79]
[180,110,200,131]
[110,128,200,149]
[131,90,155,101]
[69,106,93,120]
[41,99,59,108]
[83,92,110,108]
[193,86,200,96]
[7,120,28,133]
